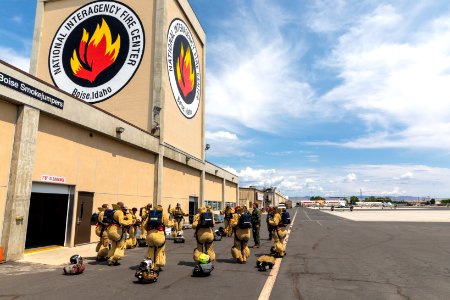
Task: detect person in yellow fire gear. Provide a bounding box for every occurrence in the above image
[220,205,234,237]
[139,204,152,240]
[107,202,134,266]
[268,207,287,257]
[170,203,188,237]
[142,205,173,272]
[230,206,252,264]
[126,207,139,249]
[95,204,110,261]
[192,206,215,262]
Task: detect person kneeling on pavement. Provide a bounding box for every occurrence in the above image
[142,205,173,273]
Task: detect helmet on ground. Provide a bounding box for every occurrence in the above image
[198,253,210,264]
[139,259,153,272]
[70,254,83,265]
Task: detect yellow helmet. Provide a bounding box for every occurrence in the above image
[198,253,210,264]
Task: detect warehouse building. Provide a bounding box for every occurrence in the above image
[0,0,238,261]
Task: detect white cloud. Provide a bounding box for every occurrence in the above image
[316,4,450,150]
[400,172,414,180]
[205,130,253,158]
[226,164,450,198]
[205,0,314,133]
[0,47,29,72]
[344,172,357,182]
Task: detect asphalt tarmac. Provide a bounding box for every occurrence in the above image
[1,207,450,300]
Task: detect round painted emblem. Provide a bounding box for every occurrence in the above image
[49,1,145,103]
[166,19,201,119]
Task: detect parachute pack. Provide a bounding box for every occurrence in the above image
[102,209,116,224]
[238,213,252,229]
[199,212,214,228]
[147,210,163,229]
[90,212,99,225]
[281,211,291,226]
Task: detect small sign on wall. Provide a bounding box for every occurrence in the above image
[41,175,66,184]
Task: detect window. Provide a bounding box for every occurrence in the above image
[205,200,222,211]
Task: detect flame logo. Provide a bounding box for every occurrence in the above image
[176,43,195,97]
[70,19,120,83]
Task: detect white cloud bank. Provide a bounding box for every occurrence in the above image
[0,47,29,72]
[317,3,450,149]
[228,164,450,198]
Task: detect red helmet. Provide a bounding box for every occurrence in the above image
[234,206,241,211]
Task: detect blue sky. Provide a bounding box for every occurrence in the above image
[2,0,450,198]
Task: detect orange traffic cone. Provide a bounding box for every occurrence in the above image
[0,246,3,264]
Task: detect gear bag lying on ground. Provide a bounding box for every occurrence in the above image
[281,211,291,226]
[193,262,214,277]
[256,255,275,272]
[199,212,214,228]
[238,213,252,229]
[147,210,163,229]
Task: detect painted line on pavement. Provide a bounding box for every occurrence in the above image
[258,208,299,300]
[303,208,312,220]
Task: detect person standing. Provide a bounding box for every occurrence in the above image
[251,203,261,248]
[95,204,109,261]
[126,207,139,249]
[106,202,134,266]
[266,206,275,240]
[220,205,234,237]
[139,203,152,241]
[268,207,287,257]
[192,205,215,262]
[143,205,173,272]
[230,206,252,264]
[170,203,187,237]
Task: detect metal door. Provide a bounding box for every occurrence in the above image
[74,192,94,245]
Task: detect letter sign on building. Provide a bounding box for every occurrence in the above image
[48,1,145,103]
[166,19,201,119]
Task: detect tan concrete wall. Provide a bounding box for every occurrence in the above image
[162,158,200,212]
[33,0,156,131]
[0,100,17,242]
[239,189,255,207]
[204,173,222,201]
[225,181,237,203]
[32,114,155,242]
[163,0,204,159]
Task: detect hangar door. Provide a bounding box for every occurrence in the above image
[26,183,73,249]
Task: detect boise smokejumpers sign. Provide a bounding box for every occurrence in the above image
[49,1,145,103]
[167,19,201,119]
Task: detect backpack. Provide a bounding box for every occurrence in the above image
[199,212,214,228]
[90,212,99,225]
[281,211,291,226]
[173,209,184,219]
[102,209,116,224]
[238,213,252,229]
[251,209,260,224]
[224,211,233,220]
[147,210,163,228]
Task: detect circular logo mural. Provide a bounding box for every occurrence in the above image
[49,1,145,103]
[167,19,201,119]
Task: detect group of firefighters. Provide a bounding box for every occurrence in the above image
[93,201,289,273]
